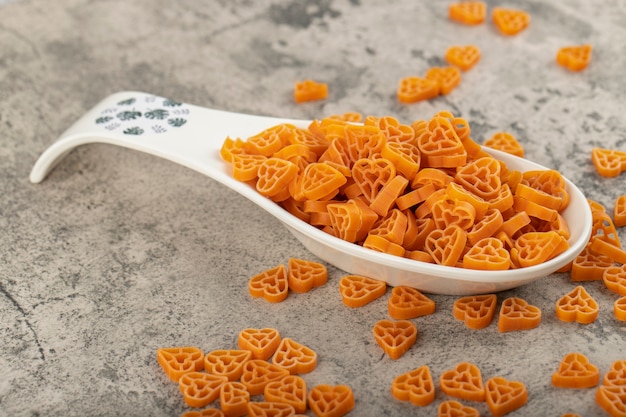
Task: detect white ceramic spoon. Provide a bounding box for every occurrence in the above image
[30,91,592,295]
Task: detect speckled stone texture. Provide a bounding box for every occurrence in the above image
[1,1,626,416]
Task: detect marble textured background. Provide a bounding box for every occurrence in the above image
[1,1,625,416]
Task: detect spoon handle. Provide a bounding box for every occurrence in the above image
[30,91,306,184]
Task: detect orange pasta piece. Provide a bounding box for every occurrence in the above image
[467,208,504,245]
[487,183,515,213]
[591,210,621,248]
[303,199,340,214]
[485,376,528,417]
[241,129,284,157]
[556,285,599,324]
[415,190,448,221]
[424,225,468,266]
[339,274,387,308]
[513,196,558,222]
[230,154,267,182]
[492,7,530,36]
[590,237,626,264]
[437,112,474,146]
[256,158,299,199]
[240,359,290,396]
[615,195,626,227]
[280,198,311,223]
[272,338,317,375]
[511,231,567,267]
[299,162,347,201]
[446,182,489,220]
[247,402,295,417]
[395,183,435,211]
[351,157,396,203]
[502,167,523,192]
[308,116,349,138]
[287,258,327,293]
[455,156,501,199]
[497,297,541,332]
[496,231,515,253]
[604,360,626,386]
[264,375,307,414]
[181,409,225,417]
[415,188,447,221]
[498,211,531,240]
[604,265,626,296]
[290,126,329,157]
[557,45,592,72]
[303,202,330,224]
[464,237,511,271]
[363,234,406,257]
[588,198,607,213]
[244,124,294,157]
[219,381,250,417]
[540,212,571,239]
[323,124,385,165]
[273,142,316,162]
[592,147,626,178]
[448,1,486,25]
[238,328,282,361]
[608,366,626,389]
[327,112,363,123]
[412,167,455,189]
[157,347,204,382]
[516,182,564,212]
[294,80,328,103]
[404,249,434,263]
[381,141,421,180]
[445,45,481,71]
[366,115,415,143]
[521,169,569,210]
[439,362,485,402]
[391,365,435,406]
[397,76,439,103]
[372,319,418,360]
[308,384,355,417]
[248,265,289,303]
[179,372,229,408]
[596,385,626,417]
[597,360,626,414]
[411,217,437,250]
[453,294,497,329]
[369,174,409,217]
[220,136,246,163]
[419,184,450,219]
[349,199,379,240]
[431,197,476,231]
[483,132,524,158]
[571,244,614,282]
[615,297,626,322]
[327,202,367,243]
[401,210,428,250]
[425,66,462,95]
[387,286,436,320]
[552,352,600,389]
[203,350,252,382]
[437,400,480,417]
[368,209,408,245]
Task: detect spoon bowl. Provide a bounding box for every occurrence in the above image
[30,91,592,295]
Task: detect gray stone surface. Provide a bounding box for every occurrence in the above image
[1,1,626,416]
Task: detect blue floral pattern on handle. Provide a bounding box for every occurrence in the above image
[94,94,190,135]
